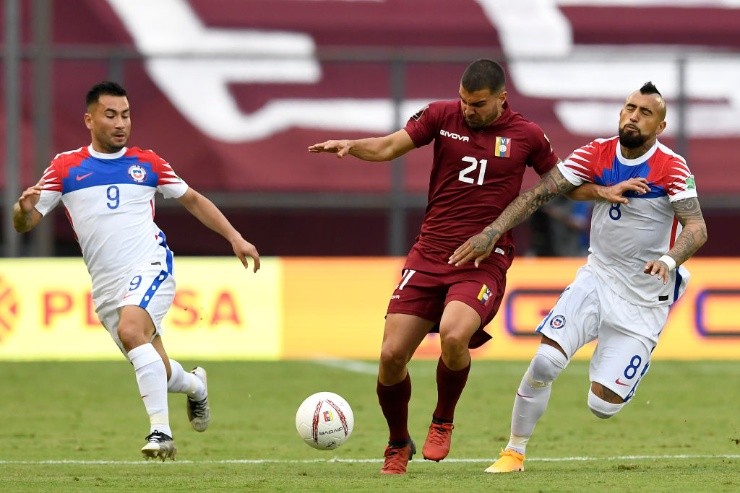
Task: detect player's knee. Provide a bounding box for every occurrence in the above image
[116,323,141,350]
[439,331,469,363]
[526,344,568,388]
[588,389,625,419]
[378,345,410,374]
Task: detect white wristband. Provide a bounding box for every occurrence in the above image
[658,255,676,271]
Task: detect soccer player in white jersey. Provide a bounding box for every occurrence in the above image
[13,81,260,461]
[449,82,708,473]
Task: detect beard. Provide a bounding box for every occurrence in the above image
[465,113,495,130]
[618,126,648,149]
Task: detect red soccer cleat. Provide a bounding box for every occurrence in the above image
[380,440,416,474]
[422,421,454,461]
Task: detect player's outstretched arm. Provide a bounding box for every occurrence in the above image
[177,188,261,272]
[644,197,707,284]
[566,177,650,204]
[449,167,576,267]
[308,129,415,162]
[13,179,45,233]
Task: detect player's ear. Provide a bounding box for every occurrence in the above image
[655,120,667,136]
[84,112,93,130]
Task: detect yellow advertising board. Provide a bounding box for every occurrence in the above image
[281,257,740,361]
[0,258,280,360]
[281,257,404,359]
[0,257,738,360]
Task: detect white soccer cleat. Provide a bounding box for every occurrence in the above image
[141,430,177,461]
[187,367,211,432]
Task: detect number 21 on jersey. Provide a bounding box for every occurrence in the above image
[458,156,487,186]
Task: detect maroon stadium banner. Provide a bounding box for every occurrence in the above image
[2,0,740,197]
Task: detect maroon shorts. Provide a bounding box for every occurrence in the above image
[386,243,512,348]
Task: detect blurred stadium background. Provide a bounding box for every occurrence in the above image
[1,0,739,363]
[3,0,740,259]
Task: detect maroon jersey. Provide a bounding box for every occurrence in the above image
[404,100,558,266]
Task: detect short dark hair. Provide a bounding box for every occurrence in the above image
[640,81,662,97]
[639,81,666,119]
[86,81,127,109]
[460,59,506,93]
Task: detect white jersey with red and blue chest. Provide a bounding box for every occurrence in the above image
[34,145,188,306]
[558,137,698,306]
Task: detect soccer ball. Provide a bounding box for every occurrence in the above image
[295,392,354,450]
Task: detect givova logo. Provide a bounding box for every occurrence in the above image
[440,129,469,142]
[0,276,18,343]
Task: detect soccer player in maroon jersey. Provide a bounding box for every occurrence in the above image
[308,59,559,474]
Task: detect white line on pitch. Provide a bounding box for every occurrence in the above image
[1,454,738,465]
[310,357,377,375]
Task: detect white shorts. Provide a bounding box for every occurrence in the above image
[536,264,669,401]
[96,261,176,356]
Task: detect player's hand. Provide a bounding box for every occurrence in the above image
[17,179,45,211]
[307,140,352,157]
[449,230,500,268]
[600,178,650,204]
[232,238,261,273]
[643,258,671,284]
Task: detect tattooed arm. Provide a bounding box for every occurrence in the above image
[448,167,577,267]
[644,197,708,284]
[566,178,650,204]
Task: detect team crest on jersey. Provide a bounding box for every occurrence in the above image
[477,284,492,305]
[128,164,147,182]
[494,136,511,158]
[550,315,566,329]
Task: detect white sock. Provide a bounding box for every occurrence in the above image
[128,343,172,437]
[507,345,568,455]
[167,359,205,400]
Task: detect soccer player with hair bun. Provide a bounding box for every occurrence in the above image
[449,82,708,473]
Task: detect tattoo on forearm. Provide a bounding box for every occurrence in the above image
[668,197,708,264]
[482,228,497,243]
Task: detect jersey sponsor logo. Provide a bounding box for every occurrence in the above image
[439,129,470,142]
[685,175,696,190]
[494,136,511,158]
[76,172,93,181]
[128,164,147,183]
[477,284,492,305]
[549,314,566,329]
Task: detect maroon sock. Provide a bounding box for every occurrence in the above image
[432,357,470,423]
[377,373,411,444]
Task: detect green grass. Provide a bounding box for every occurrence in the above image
[0,360,738,492]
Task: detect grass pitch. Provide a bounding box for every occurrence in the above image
[0,359,738,492]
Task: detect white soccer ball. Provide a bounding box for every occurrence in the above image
[295,392,354,450]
